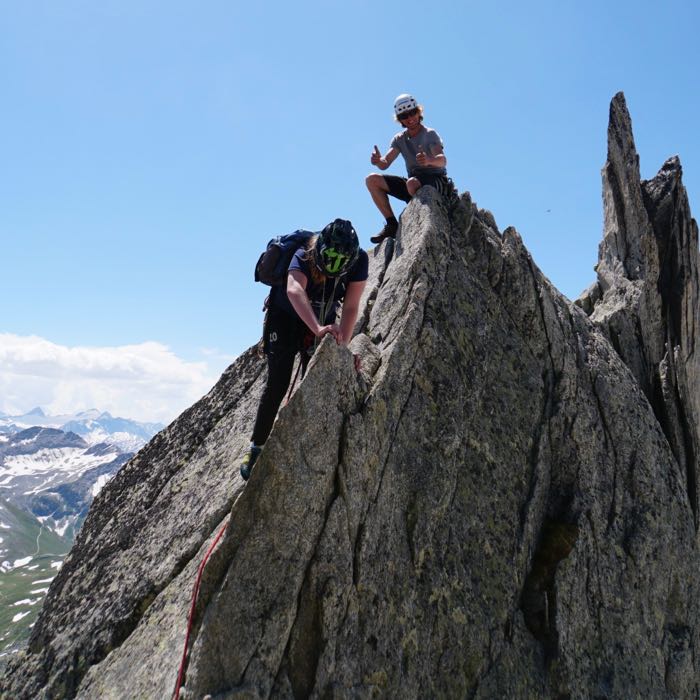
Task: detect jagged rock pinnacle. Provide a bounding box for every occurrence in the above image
[598,91,656,284]
[579,91,700,532]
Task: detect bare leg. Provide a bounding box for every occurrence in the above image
[366,173,396,218]
[406,177,422,197]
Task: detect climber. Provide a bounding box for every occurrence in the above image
[240,219,368,481]
[366,93,452,244]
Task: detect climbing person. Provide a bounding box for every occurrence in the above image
[366,93,452,244]
[240,219,369,481]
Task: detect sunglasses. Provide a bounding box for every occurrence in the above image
[399,108,419,121]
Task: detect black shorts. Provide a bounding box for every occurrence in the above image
[383,173,453,202]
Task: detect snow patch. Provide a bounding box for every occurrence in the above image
[50,560,63,570]
[84,428,143,451]
[91,473,112,497]
[0,522,10,529]
[1,446,123,496]
[11,556,32,569]
[30,587,50,595]
[54,521,70,537]
[3,447,102,478]
[11,611,31,623]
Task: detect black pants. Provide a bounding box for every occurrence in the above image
[251,309,313,445]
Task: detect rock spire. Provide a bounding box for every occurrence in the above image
[579,91,700,528]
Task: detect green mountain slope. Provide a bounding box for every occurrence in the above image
[0,499,70,667]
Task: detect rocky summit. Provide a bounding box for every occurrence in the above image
[2,92,699,699]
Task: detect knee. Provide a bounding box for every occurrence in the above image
[366,172,384,190]
[260,374,288,405]
[407,177,421,196]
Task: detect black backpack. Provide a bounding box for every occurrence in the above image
[254,229,315,286]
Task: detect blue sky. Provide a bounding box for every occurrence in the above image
[2,0,699,421]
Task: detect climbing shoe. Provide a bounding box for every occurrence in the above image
[370,219,398,244]
[240,445,262,481]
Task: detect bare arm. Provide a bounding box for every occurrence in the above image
[338,280,367,344]
[287,270,341,341]
[371,146,400,171]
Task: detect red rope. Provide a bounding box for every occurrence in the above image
[172,519,230,699]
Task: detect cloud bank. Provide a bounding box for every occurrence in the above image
[0,334,225,424]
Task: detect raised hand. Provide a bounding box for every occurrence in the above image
[370,145,382,165]
[416,149,429,167]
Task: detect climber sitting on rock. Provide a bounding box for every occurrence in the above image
[240,219,368,481]
[366,93,452,244]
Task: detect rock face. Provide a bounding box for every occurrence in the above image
[2,94,699,699]
[578,92,700,527]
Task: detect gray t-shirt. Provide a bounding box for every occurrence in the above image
[390,126,446,177]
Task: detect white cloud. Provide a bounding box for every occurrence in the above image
[0,334,223,424]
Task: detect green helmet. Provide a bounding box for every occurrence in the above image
[315,219,360,277]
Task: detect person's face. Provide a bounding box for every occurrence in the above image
[399,108,420,129]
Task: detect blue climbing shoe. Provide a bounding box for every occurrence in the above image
[240,445,262,481]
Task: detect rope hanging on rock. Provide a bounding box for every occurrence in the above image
[172,518,230,700]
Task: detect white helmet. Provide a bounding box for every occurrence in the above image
[394,93,418,117]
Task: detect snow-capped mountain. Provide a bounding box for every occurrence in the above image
[0,427,131,541]
[0,408,163,452]
[0,417,160,665]
[0,410,163,663]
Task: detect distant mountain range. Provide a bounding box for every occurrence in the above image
[0,409,163,665]
[0,427,132,541]
[0,408,163,452]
